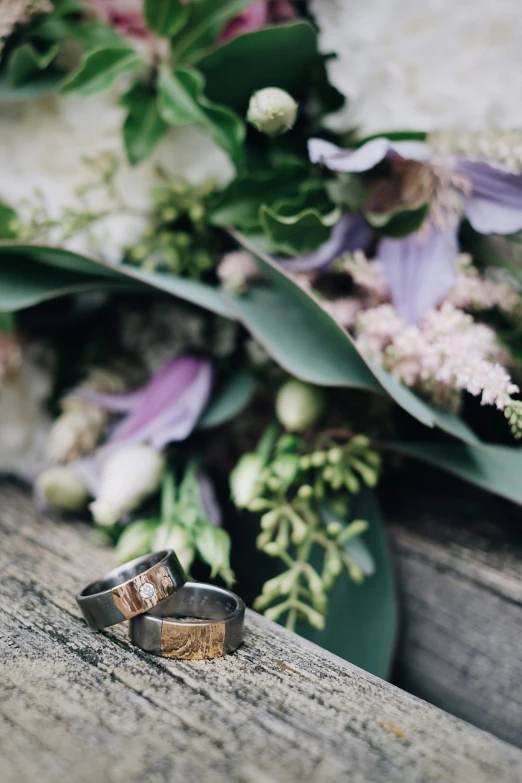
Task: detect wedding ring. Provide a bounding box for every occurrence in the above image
[77,549,186,630]
[129,582,245,659]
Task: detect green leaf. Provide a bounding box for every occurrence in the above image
[366,201,429,239]
[0,70,64,101]
[0,255,134,311]
[7,42,60,87]
[143,0,188,37]
[121,85,169,166]
[170,0,253,62]
[0,312,15,334]
[157,67,245,167]
[390,440,522,506]
[198,21,321,111]
[60,46,143,96]
[71,21,129,50]
[0,244,235,317]
[260,204,341,256]
[297,490,397,679]
[0,201,18,240]
[210,161,310,230]
[199,369,257,428]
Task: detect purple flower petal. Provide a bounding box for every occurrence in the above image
[308,137,430,173]
[458,160,522,235]
[197,470,222,527]
[280,213,373,272]
[379,222,458,323]
[74,388,146,412]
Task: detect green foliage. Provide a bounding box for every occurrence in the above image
[198,369,257,429]
[121,84,169,166]
[7,41,59,86]
[170,0,254,63]
[143,0,188,37]
[232,426,382,634]
[365,201,429,238]
[157,67,245,168]
[61,46,144,96]
[126,176,225,276]
[0,200,18,239]
[198,22,326,111]
[260,202,341,255]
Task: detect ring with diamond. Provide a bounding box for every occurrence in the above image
[76,549,186,630]
[129,582,245,660]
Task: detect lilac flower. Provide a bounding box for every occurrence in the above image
[298,137,522,323]
[78,354,213,452]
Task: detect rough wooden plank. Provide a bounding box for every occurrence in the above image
[389,478,522,748]
[0,485,521,783]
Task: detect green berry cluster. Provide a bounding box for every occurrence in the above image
[126,178,223,278]
[505,400,522,439]
[232,429,381,632]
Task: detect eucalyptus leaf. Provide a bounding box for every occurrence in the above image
[198,369,257,428]
[297,489,397,679]
[143,0,188,37]
[121,84,169,166]
[61,46,143,96]
[260,204,341,256]
[157,67,245,167]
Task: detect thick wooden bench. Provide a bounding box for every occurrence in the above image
[1,485,521,783]
[386,475,522,748]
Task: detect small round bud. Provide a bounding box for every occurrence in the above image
[326,521,342,537]
[247,87,298,136]
[230,453,263,508]
[275,380,325,432]
[328,447,343,464]
[37,465,89,512]
[297,484,313,499]
[310,451,326,467]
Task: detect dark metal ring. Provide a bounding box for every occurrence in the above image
[76,550,186,630]
[129,582,245,659]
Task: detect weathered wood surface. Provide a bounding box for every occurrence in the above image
[389,481,522,749]
[1,486,521,783]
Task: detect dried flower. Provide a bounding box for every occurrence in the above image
[247,87,298,136]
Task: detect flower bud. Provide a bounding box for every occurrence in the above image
[115,519,157,564]
[230,453,263,508]
[247,87,298,136]
[90,444,165,526]
[275,380,325,432]
[153,523,195,572]
[37,465,89,512]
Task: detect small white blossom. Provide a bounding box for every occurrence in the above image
[90,444,165,526]
[247,87,298,136]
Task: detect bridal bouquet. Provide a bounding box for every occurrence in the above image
[1,0,521,678]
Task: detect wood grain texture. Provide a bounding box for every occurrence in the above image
[160,620,226,659]
[387,478,522,749]
[0,485,521,783]
[112,563,174,619]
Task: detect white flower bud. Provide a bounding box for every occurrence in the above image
[90,444,165,526]
[230,453,263,508]
[37,465,89,512]
[152,523,195,572]
[115,519,157,564]
[247,87,298,136]
[275,380,325,432]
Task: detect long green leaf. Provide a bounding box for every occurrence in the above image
[121,84,169,166]
[171,0,253,62]
[0,70,64,101]
[0,244,234,317]
[296,489,397,679]
[7,42,60,87]
[391,440,522,505]
[157,67,245,167]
